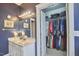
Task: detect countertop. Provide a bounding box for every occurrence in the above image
[8,37,35,47]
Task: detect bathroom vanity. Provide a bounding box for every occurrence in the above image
[8,37,35,56]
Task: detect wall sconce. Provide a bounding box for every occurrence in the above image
[6,15,19,21]
[7,15,11,19]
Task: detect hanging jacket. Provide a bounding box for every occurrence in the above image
[56,17,61,49]
[59,16,66,50]
[53,19,58,48]
[48,19,54,48]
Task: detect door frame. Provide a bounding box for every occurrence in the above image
[66,4,75,56]
[36,3,74,56]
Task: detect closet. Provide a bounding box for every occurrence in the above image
[44,4,66,56]
[36,3,68,56]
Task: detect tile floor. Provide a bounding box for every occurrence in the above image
[4,48,67,56]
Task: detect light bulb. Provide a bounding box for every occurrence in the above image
[25,12,28,15]
[31,13,35,16]
[7,15,11,19]
[28,11,31,14]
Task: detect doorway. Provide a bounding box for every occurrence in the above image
[40,3,67,56]
[36,3,75,56]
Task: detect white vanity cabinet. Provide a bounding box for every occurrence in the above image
[8,37,35,56]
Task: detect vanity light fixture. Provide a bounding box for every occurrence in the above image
[19,11,31,18]
[19,11,35,19]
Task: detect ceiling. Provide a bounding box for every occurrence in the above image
[20,3,38,12]
[0,3,39,14]
[15,3,39,14]
[0,3,39,19]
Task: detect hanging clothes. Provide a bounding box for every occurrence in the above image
[48,18,54,48]
[59,16,66,50]
[47,11,66,50]
[55,14,60,49]
[53,18,58,48]
[59,11,66,50]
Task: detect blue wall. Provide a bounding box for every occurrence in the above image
[0,4,19,56]
[0,4,31,55]
[0,30,9,55]
[74,3,79,56]
[14,20,30,37]
[75,36,79,56]
[74,3,79,31]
